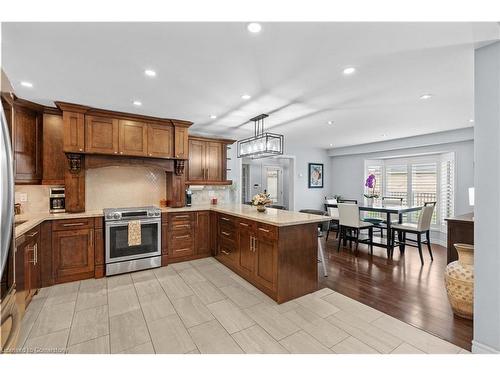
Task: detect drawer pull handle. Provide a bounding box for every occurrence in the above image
[174,224,190,228]
[175,248,191,253]
[258,228,270,233]
[174,215,189,219]
[221,250,230,255]
[63,222,85,227]
[221,231,231,236]
[27,231,38,237]
[220,217,230,221]
[175,235,190,239]
[239,222,249,227]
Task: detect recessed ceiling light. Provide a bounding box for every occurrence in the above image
[20,81,33,88]
[469,119,474,123]
[247,23,262,33]
[144,69,156,77]
[241,94,251,100]
[342,67,356,75]
[419,93,433,100]
[381,134,388,138]
[329,143,333,147]
[327,120,334,125]
[133,100,142,106]
[210,115,217,119]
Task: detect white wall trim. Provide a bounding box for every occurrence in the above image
[472,340,500,354]
[328,128,474,157]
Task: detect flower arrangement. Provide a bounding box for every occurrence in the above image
[363,173,379,199]
[252,192,272,212]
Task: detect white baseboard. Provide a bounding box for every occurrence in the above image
[472,340,500,354]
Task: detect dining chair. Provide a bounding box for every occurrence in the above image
[337,203,374,256]
[299,209,329,277]
[390,202,436,265]
[324,198,339,241]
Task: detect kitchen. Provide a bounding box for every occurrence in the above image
[2,18,499,361]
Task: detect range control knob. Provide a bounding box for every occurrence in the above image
[113,213,120,220]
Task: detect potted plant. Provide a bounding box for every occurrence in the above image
[363,173,379,206]
[252,192,272,212]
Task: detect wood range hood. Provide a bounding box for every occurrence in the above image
[55,101,193,212]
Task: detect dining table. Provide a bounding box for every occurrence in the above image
[325,203,424,255]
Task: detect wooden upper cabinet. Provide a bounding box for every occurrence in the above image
[42,112,65,185]
[62,111,85,152]
[188,139,206,181]
[85,115,119,154]
[174,126,189,159]
[187,136,233,184]
[13,106,42,184]
[118,119,148,156]
[206,141,223,181]
[147,124,173,158]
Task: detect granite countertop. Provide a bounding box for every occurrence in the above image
[15,204,330,238]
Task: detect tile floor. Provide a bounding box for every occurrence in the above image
[16,257,470,354]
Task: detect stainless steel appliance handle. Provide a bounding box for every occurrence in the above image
[105,218,161,227]
[0,102,14,281]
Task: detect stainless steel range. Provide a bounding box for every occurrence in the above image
[104,206,161,276]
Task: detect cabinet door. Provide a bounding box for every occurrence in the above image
[52,228,95,284]
[119,120,148,156]
[188,139,206,181]
[42,113,65,184]
[195,211,210,255]
[238,226,255,275]
[23,243,33,305]
[254,236,277,291]
[147,124,173,158]
[166,173,186,208]
[62,111,85,152]
[64,168,85,213]
[14,107,42,183]
[85,115,119,154]
[206,141,222,181]
[174,126,189,159]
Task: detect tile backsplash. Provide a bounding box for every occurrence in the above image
[86,166,166,210]
[14,166,238,214]
[14,185,51,214]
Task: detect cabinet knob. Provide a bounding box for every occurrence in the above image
[79,148,83,151]
[149,153,152,156]
[114,151,118,154]
[120,152,123,154]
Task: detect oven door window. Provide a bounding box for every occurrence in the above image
[109,222,159,260]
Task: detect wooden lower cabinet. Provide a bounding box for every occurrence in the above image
[52,221,95,284]
[15,226,41,309]
[94,217,105,278]
[214,213,317,303]
[195,211,210,256]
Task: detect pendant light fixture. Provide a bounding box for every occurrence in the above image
[237,114,284,158]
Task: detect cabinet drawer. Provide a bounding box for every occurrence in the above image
[218,214,235,227]
[237,219,256,231]
[52,218,94,231]
[218,236,237,263]
[219,223,236,240]
[256,223,278,240]
[171,221,193,231]
[169,212,194,222]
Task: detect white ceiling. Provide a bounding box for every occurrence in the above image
[2,22,499,148]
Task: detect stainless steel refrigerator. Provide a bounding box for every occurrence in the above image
[0,98,20,352]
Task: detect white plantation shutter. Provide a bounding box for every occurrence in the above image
[411,163,438,223]
[385,165,408,205]
[440,152,455,230]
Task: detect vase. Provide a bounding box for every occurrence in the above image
[366,197,374,206]
[444,243,474,320]
[256,204,266,212]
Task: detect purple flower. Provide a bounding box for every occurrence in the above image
[365,174,376,189]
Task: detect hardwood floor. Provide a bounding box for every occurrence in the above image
[319,233,473,351]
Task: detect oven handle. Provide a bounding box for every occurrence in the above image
[105,218,161,227]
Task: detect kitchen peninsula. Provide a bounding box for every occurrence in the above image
[14,204,329,305]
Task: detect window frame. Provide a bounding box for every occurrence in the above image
[364,153,456,232]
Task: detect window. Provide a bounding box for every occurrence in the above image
[364,153,455,231]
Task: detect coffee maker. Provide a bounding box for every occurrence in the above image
[185,188,192,207]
